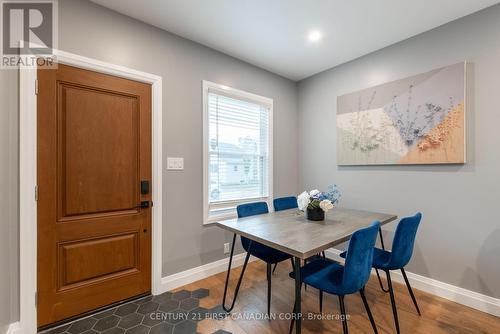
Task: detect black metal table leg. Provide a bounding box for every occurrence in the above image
[294,257,301,334]
[375,227,389,293]
[303,258,308,291]
[319,290,323,313]
[289,303,295,334]
[222,233,252,313]
[378,226,386,250]
[267,263,272,316]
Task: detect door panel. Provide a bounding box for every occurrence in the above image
[60,83,139,217]
[58,232,139,288]
[37,64,152,326]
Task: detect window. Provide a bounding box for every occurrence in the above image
[203,81,273,224]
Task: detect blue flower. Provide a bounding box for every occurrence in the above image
[324,184,342,205]
[311,192,324,200]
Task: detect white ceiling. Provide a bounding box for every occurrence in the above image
[91,0,500,81]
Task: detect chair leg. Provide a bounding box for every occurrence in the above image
[338,295,349,334]
[375,268,390,293]
[272,263,278,274]
[267,263,272,316]
[290,258,295,271]
[401,268,421,316]
[359,288,378,334]
[319,290,323,313]
[222,235,252,313]
[386,270,400,334]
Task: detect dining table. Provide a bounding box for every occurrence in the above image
[216,207,398,334]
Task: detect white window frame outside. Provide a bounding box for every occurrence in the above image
[202,80,274,225]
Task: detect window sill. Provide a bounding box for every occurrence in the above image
[204,196,272,225]
[204,211,238,225]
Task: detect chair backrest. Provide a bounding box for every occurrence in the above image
[342,221,380,294]
[273,196,298,211]
[236,202,269,218]
[389,212,422,269]
[236,202,269,252]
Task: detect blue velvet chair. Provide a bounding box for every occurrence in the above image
[273,196,298,211]
[340,213,422,334]
[289,222,380,334]
[222,202,294,316]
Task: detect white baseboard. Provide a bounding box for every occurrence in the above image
[325,248,500,317]
[6,322,20,334]
[158,253,258,294]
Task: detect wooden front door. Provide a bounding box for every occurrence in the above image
[37,64,152,326]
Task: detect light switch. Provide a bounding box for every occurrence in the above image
[167,157,184,170]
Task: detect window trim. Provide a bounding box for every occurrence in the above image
[202,80,274,225]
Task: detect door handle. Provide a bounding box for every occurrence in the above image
[136,201,152,209]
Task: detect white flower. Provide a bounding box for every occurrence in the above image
[297,191,311,211]
[309,189,320,197]
[319,200,334,213]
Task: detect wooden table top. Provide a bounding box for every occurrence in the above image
[216,207,397,259]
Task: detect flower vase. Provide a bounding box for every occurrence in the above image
[306,207,325,221]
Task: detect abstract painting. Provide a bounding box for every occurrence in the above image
[337,62,466,165]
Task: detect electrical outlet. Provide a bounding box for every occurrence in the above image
[224,243,230,254]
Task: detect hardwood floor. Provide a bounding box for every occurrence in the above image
[173,260,500,334]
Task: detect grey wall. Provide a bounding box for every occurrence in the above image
[0,69,19,331]
[0,0,298,324]
[57,0,299,275]
[298,4,500,298]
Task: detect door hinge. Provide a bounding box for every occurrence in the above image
[35,185,38,201]
[35,79,39,95]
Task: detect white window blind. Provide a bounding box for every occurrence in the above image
[205,86,271,221]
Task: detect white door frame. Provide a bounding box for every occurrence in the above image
[18,49,163,334]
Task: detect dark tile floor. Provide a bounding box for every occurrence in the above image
[38,289,231,334]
